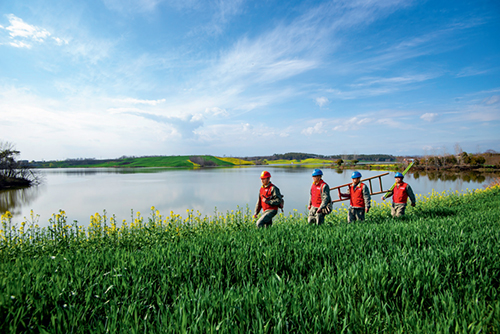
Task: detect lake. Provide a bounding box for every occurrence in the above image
[0,166,496,227]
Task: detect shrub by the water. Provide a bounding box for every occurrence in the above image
[1,185,499,333]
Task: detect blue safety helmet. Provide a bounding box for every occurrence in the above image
[312,169,323,176]
[395,172,404,178]
[351,171,362,179]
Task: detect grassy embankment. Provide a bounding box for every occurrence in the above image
[1,185,499,333]
[215,157,254,165]
[361,163,401,171]
[41,156,236,168]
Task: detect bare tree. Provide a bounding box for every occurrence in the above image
[341,151,348,163]
[0,141,40,189]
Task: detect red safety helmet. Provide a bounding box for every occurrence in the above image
[260,171,271,179]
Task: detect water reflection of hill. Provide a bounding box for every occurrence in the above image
[41,167,208,176]
[410,170,491,183]
[0,187,42,217]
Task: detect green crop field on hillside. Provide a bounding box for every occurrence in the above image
[39,155,236,168]
[1,184,499,333]
[95,156,198,167]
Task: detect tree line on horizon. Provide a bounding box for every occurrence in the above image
[241,152,396,162]
[398,150,500,169]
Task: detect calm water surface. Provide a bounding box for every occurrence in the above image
[0,166,495,227]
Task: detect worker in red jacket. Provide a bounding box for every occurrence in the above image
[340,171,371,223]
[308,169,332,225]
[382,172,416,217]
[253,171,283,228]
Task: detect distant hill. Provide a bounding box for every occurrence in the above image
[34,156,236,168]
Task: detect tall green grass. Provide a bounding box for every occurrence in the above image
[1,186,499,333]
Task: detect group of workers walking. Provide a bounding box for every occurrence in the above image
[254,169,416,228]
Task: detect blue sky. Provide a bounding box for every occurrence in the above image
[1,0,499,160]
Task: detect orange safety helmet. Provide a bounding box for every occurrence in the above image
[260,171,271,179]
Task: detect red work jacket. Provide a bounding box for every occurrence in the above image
[393,182,409,204]
[349,183,366,208]
[260,183,279,211]
[310,180,326,208]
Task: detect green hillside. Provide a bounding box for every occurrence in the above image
[37,156,235,168]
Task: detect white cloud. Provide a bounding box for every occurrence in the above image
[201,0,245,36]
[344,17,486,76]
[323,73,440,101]
[376,118,402,128]
[0,86,181,159]
[102,0,164,13]
[192,107,227,122]
[52,37,68,45]
[111,98,166,105]
[302,122,326,135]
[352,74,438,87]
[483,95,500,105]
[9,40,32,48]
[315,97,329,107]
[463,105,500,122]
[456,66,490,78]
[326,86,399,100]
[102,0,244,37]
[333,117,373,131]
[420,113,438,122]
[204,107,228,116]
[66,39,114,64]
[202,0,412,93]
[194,122,288,146]
[113,109,207,139]
[4,14,50,41]
[0,14,68,49]
[211,35,318,88]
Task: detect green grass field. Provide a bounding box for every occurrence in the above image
[97,156,198,167]
[1,185,499,333]
[40,156,236,168]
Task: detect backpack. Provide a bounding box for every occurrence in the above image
[319,183,333,215]
[272,185,284,212]
[278,194,284,212]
